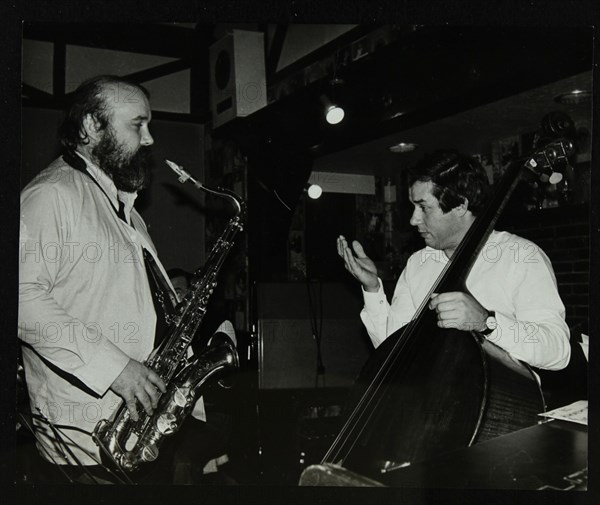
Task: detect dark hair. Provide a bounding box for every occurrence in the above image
[58,75,149,151]
[407,150,490,216]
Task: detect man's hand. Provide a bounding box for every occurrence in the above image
[337,235,379,292]
[428,292,488,331]
[109,359,167,421]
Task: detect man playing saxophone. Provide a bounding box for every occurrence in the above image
[18,75,187,483]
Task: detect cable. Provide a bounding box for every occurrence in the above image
[18,409,133,484]
[306,279,326,387]
[273,189,292,211]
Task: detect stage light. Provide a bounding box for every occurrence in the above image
[307,184,323,199]
[321,94,345,125]
[325,104,345,125]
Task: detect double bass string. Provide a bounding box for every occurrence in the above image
[323,256,458,464]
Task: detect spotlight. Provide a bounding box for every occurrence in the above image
[321,95,345,125]
[325,104,345,125]
[307,184,323,199]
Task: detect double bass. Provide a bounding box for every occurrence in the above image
[301,113,576,486]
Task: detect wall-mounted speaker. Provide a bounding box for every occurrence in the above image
[209,30,267,128]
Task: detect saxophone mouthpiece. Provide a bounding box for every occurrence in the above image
[165,160,199,185]
[165,159,190,184]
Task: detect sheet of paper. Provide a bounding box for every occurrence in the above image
[539,400,588,425]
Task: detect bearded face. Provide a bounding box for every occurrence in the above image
[92,124,154,193]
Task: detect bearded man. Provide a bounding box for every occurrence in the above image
[18,75,181,483]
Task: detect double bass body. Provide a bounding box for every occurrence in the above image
[335,314,544,482]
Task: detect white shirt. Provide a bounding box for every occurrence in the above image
[18,153,189,465]
[361,230,570,371]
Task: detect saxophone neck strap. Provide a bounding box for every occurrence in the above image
[62,151,125,222]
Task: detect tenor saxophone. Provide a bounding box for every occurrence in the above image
[93,160,243,472]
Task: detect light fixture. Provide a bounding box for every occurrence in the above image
[307,184,323,199]
[325,104,345,125]
[389,142,419,153]
[553,89,592,105]
[320,94,345,125]
[321,77,346,125]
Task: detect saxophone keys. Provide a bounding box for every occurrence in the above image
[174,386,191,407]
[141,443,159,462]
[156,413,178,435]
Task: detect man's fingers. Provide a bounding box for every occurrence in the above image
[343,246,359,272]
[147,370,166,393]
[135,389,155,416]
[436,310,457,320]
[352,240,366,259]
[337,236,348,258]
[144,382,161,409]
[125,399,139,422]
[429,292,457,309]
[432,301,455,313]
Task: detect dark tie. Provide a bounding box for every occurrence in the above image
[142,249,176,347]
[118,199,174,347]
[117,199,127,223]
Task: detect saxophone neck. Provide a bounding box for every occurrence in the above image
[165,159,245,218]
[219,188,245,219]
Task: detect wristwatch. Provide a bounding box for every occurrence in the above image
[480,310,497,335]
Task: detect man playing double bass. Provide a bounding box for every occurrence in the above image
[337,150,570,372]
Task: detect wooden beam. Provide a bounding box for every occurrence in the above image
[271,25,370,84]
[23,22,198,59]
[22,83,55,103]
[266,24,288,80]
[122,59,192,84]
[22,100,209,124]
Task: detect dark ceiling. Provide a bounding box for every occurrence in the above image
[316,70,592,175]
[213,26,593,170]
[23,24,593,175]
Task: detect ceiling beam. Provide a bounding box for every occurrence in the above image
[22,83,54,102]
[123,59,192,84]
[23,22,199,59]
[271,25,371,84]
[266,25,288,80]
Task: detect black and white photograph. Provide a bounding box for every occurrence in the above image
[3,5,598,505]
